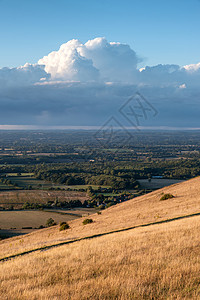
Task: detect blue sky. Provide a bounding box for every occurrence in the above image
[0,0,200,128]
[0,0,200,68]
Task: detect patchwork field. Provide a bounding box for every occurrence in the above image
[1,173,112,191]
[0,190,89,209]
[0,182,13,190]
[7,175,52,189]
[1,173,63,190]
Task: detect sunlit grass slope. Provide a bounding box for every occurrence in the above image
[0,176,200,259]
[0,215,199,299]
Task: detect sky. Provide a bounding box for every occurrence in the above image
[0,0,200,128]
[1,0,200,68]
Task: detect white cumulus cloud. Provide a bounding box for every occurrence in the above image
[0,37,200,127]
[38,39,99,81]
[183,62,200,72]
[0,63,49,87]
[79,37,140,82]
[38,37,140,83]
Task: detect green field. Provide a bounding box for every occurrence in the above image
[96,192,122,196]
[6,173,34,176]
[1,174,111,191]
[6,175,54,190]
[65,184,111,190]
[0,182,14,190]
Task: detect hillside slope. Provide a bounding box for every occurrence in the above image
[0,176,200,259]
[0,215,199,299]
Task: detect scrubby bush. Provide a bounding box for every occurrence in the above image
[38,225,45,229]
[60,221,66,226]
[22,226,32,229]
[106,202,115,208]
[46,218,57,227]
[82,218,93,225]
[160,193,174,201]
[99,205,105,210]
[59,222,70,231]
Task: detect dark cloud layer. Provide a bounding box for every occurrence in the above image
[0,37,200,128]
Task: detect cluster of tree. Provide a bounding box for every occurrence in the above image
[32,158,200,191]
[34,163,139,189]
[0,177,18,187]
[22,199,84,210]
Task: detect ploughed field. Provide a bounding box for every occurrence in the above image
[0,208,97,239]
[0,208,96,230]
[0,190,89,210]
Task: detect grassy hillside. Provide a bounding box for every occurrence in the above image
[0,176,200,259]
[0,177,200,299]
[0,215,199,299]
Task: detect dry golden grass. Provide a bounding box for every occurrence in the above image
[0,176,200,259]
[0,216,199,299]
